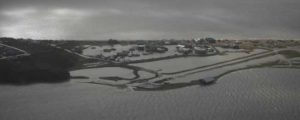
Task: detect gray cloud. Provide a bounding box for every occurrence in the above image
[0,0,299,40]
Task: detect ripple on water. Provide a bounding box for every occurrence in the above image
[0,68,299,120]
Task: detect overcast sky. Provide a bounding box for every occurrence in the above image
[0,0,299,40]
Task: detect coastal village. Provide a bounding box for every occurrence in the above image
[1,37,300,90]
[2,0,300,119]
[50,38,299,64]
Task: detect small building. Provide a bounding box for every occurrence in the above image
[137,45,145,51]
[194,46,207,55]
[176,45,192,54]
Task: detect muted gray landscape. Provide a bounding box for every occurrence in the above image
[0,68,299,120]
[1,0,300,120]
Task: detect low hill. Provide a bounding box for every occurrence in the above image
[0,37,87,84]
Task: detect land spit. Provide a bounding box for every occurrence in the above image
[69,48,300,91]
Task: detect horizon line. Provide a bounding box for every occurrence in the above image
[1,37,299,41]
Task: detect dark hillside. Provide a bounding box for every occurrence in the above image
[0,37,86,84]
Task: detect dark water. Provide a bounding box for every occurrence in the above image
[0,68,299,120]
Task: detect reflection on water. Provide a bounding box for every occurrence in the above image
[0,68,299,120]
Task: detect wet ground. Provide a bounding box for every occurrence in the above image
[0,68,299,120]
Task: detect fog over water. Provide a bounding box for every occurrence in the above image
[0,68,299,120]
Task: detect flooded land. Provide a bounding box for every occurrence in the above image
[1,38,300,120]
[0,68,299,120]
[1,0,300,119]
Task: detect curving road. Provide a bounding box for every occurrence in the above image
[0,43,30,60]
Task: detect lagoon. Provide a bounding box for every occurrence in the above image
[0,68,299,120]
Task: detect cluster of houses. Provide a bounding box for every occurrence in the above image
[135,44,168,53]
[112,44,169,61]
[70,37,300,62]
[215,39,300,50]
[77,37,220,61]
[79,43,170,61]
[175,38,217,55]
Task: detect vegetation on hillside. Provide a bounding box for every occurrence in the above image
[0,37,86,84]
